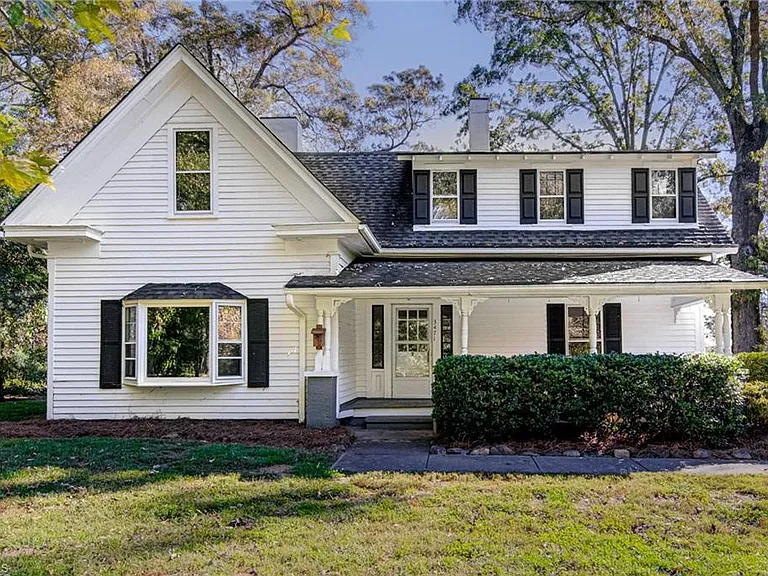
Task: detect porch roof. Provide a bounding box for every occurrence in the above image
[285,258,768,290]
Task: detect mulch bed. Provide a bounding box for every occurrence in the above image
[446,435,768,460]
[0,418,353,451]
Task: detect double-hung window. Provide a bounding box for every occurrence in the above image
[123,299,245,385]
[539,170,565,221]
[173,129,213,214]
[123,306,137,379]
[431,171,459,222]
[651,169,676,219]
[567,306,601,355]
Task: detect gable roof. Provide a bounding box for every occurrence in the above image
[295,152,734,251]
[3,45,358,229]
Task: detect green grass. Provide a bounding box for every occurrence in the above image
[0,398,46,421]
[1,438,768,575]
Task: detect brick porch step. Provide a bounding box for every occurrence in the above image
[364,415,434,430]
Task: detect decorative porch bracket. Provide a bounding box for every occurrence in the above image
[441,296,487,355]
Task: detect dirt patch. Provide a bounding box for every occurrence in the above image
[0,418,352,451]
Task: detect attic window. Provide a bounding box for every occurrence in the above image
[174,129,212,214]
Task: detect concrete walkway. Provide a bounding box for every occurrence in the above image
[333,438,768,476]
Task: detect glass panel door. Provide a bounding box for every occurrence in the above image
[393,306,432,398]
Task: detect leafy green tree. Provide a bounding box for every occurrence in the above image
[451,1,725,151]
[0,0,120,192]
[0,185,46,400]
[590,0,768,351]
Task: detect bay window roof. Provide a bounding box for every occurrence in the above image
[123,282,246,301]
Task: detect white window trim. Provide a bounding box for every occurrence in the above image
[122,305,137,382]
[214,301,246,382]
[566,305,602,356]
[168,126,218,218]
[539,169,566,222]
[122,299,245,387]
[430,170,459,224]
[650,169,677,221]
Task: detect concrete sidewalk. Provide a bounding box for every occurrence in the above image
[332,440,768,476]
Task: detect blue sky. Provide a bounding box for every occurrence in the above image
[342,0,493,149]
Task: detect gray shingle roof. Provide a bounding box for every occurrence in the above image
[123,283,246,300]
[294,152,734,249]
[286,258,765,289]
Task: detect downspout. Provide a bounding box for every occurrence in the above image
[285,294,307,423]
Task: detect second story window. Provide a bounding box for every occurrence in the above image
[539,170,565,221]
[174,129,212,214]
[651,169,676,219]
[432,171,458,221]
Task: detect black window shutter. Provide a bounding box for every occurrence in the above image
[603,303,622,353]
[546,303,566,354]
[631,168,650,223]
[566,169,584,224]
[99,300,122,389]
[371,304,384,369]
[413,170,430,224]
[247,298,269,387]
[459,169,477,225]
[440,304,454,358]
[678,168,697,223]
[520,169,538,224]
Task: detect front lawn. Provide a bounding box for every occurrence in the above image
[1,438,768,575]
[0,398,46,422]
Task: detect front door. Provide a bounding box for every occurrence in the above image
[392,306,432,398]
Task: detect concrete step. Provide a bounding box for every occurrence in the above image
[364,416,434,430]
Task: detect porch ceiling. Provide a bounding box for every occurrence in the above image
[285,258,768,290]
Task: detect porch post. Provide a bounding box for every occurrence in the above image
[713,303,724,355]
[460,309,470,355]
[722,295,733,356]
[588,308,599,354]
[314,309,324,371]
[443,296,487,355]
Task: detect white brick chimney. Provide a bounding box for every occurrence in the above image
[261,117,303,152]
[468,98,490,152]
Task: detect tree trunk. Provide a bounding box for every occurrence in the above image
[729,128,766,352]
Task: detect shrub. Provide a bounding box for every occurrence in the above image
[736,352,768,382]
[432,353,745,446]
[743,380,768,430]
[3,378,46,397]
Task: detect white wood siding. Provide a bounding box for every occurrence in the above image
[469,296,701,355]
[337,301,357,406]
[51,98,329,420]
[414,158,699,230]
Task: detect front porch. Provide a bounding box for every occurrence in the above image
[285,258,767,426]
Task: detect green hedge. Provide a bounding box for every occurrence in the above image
[743,380,768,430]
[736,352,768,382]
[432,353,746,445]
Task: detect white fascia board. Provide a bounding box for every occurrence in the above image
[375,246,738,258]
[286,281,767,298]
[273,222,361,237]
[397,151,719,163]
[178,51,358,224]
[2,224,102,245]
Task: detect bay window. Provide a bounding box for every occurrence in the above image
[122,299,245,385]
